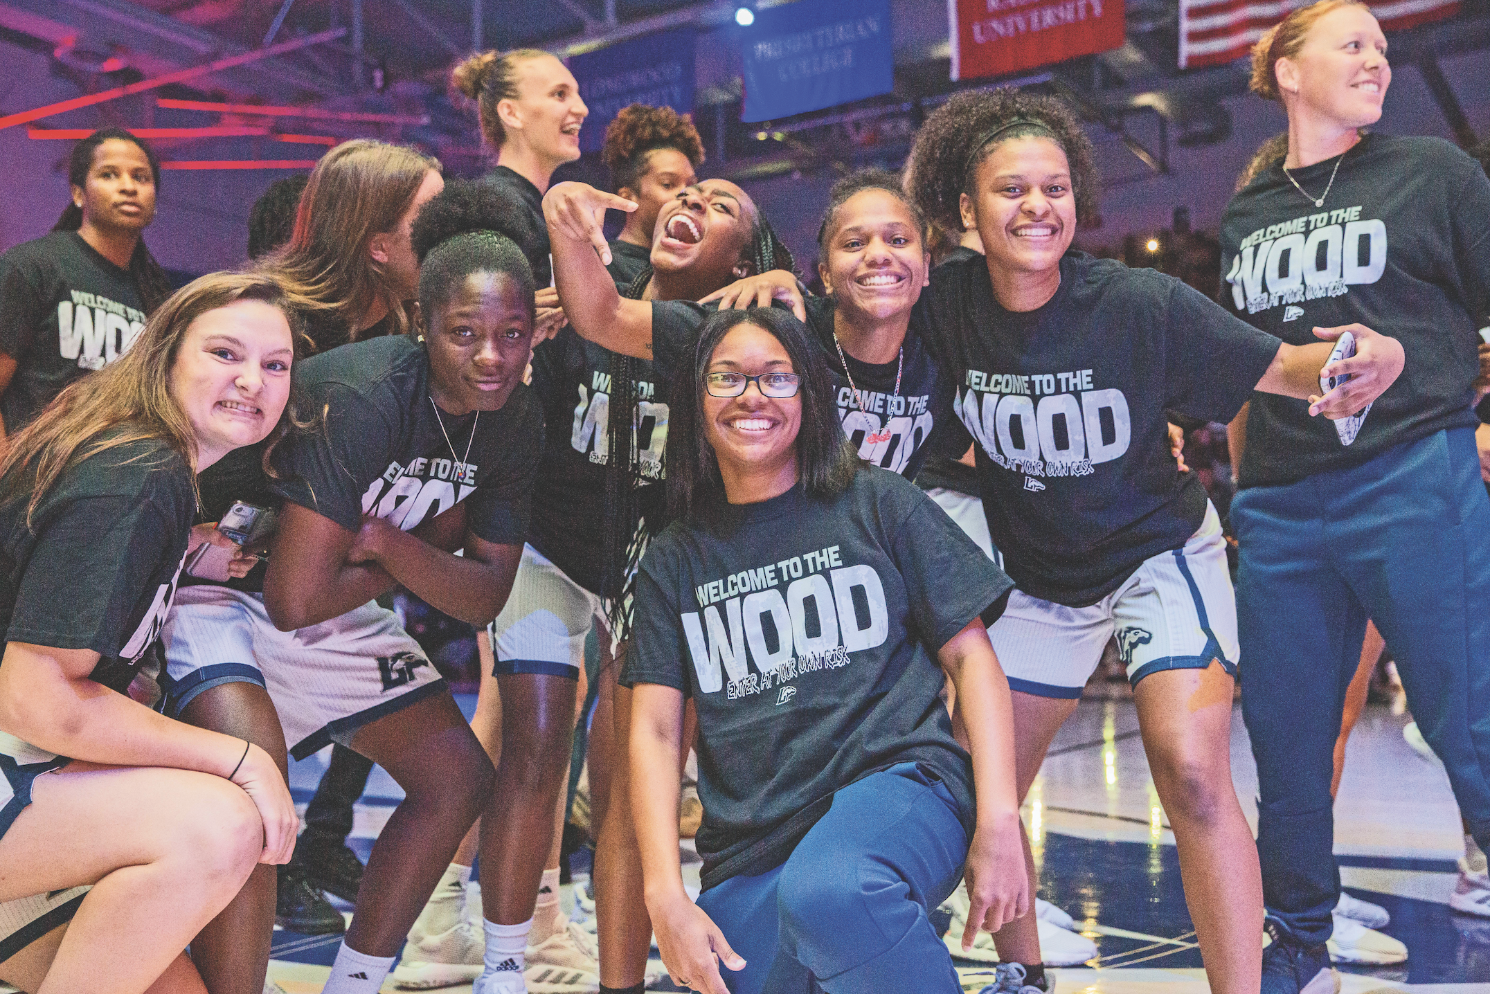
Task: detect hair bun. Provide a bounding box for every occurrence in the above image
[450,51,497,103]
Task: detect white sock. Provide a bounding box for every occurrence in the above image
[1464,832,1488,877]
[321,944,396,994]
[481,917,532,986]
[411,862,473,938]
[529,867,564,945]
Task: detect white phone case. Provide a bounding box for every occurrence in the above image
[1319,331,1371,446]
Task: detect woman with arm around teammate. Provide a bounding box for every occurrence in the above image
[1221,4,1490,991]
[902,88,1404,993]
[0,272,299,994]
[628,307,1026,994]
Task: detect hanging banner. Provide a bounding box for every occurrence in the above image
[739,0,893,123]
[1179,0,1458,68]
[949,0,1126,80]
[571,28,697,154]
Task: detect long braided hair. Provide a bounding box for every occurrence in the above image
[601,215,796,635]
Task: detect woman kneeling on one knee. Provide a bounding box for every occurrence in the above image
[625,307,1027,994]
[0,272,299,994]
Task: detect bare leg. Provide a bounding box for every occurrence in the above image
[0,764,261,994]
[1332,620,1384,799]
[988,692,1080,966]
[345,692,495,955]
[2,938,208,994]
[1133,661,1262,994]
[452,634,505,868]
[177,683,289,994]
[480,673,579,924]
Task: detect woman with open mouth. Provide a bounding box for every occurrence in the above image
[1221,3,1490,991]
[0,128,172,439]
[0,272,299,994]
[625,306,1026,994]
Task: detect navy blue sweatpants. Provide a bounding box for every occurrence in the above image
[695,764,969,994]
[1233,426,1490,946]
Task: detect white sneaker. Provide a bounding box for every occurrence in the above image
[1035,898,1076,930]
[264,983,289,994]
[1334,891,1390,928]
[1451,870,1490,917]
[1327,913,1407,964]
[472,966,525,994]
[525,920,601,993]
[940,883,1095,966]
[1036,917,1098,966]
[392,918,485,989]
[1403,721,1443,766]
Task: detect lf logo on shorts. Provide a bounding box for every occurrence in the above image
[1116,627,1153,665]
[776,686,797,705]
[377,652,429,691]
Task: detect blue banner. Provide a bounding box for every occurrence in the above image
[739,0,892,123]
[570,29,698,154]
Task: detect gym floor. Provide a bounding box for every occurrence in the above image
[267,694,1490,993]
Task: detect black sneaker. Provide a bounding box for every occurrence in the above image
[1262,920,1339,994]
[275,866,346,936]
[293,839,365,904]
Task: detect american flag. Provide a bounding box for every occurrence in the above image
[1178,0,1460,68]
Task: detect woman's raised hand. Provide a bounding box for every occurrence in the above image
[541,182,637,265]
[699,270,806,321]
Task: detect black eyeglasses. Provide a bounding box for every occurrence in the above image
[704,371,802,398]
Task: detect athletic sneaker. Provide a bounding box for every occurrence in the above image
[1451,871,1490,917]
[939,883,1096,966]
[1262,922,1339,994]
[392,919,485,989]
[471,965,525,994]
[1327,913,1407,964]
[275,865,345,935]
[969,962,1045,993]
[1334,891,1390,928]
[264,983,289,994]
[1403,720,1441,765]
[525,920,601,993]
[1035,898,1075,930]
[294,838,366,904]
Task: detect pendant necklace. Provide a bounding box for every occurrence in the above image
[430,395,479,480]
[1282,148,1346,209]
[833,332,902,445]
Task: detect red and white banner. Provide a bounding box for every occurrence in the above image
[949,0,1127,80]
[1179,0,1459,68]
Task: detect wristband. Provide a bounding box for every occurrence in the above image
[228,739,251,781]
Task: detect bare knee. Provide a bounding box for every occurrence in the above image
[1150,751,1231,828]
[173,778,262,894]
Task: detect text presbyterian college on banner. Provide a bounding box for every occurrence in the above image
[949,0,1127,81]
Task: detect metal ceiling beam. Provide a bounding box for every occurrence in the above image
[0,0,348,97]
[387,0,462,56]
[0,27,345,130]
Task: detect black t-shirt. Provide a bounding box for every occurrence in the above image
[0,232,147,431]
[527,326,670,594]
[916,251,1280,606]
[272,335,542,546]
[626,468,1012,889]
[1221,134,1490,488]
[483,166,552,288]
[606,239,652,287]
[0,436,192,725]
[648,296,955,481]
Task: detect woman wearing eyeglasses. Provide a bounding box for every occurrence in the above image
[625,307,1027,994]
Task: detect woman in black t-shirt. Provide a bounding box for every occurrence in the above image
[0,272,298,994]
[599,105,705,285]
[891,89,1404,994]
[628,307,1025,994]
[1220,3,1490,988]
[0,128,171,436]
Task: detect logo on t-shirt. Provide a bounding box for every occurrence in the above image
[957,367,1128,479]
[57,291,146,370]
[118,553,186,662]
[570,371,667,479]
[1226,206,1386,316]
[361,457,477,531]
[683,544,886,700]
[834,387,934,475]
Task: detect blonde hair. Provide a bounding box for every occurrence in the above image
[0,272,300,525]
[1250,0,1369,101]
[450,49,555,151]
[256,139,440,344]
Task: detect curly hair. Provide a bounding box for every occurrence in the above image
[1250,0,1369,102]
[905,88,1100,232]
[247,173,310,260]
[816,168,929,257]
[410,178,539,319]
[600,104,706,193]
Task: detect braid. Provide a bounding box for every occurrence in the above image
[749,217,796,277]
